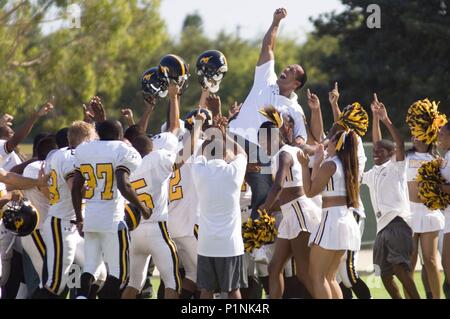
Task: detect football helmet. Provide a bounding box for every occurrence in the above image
[124,202,142,231]
[183,108,213,131]
[1,199,39,237]
[158,54,190,92]
[196,50,228,93]
[141,66,168,100]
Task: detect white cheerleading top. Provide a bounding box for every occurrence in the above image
[271,144,303,188]
[321,155,347,197]
[406,152,435,182]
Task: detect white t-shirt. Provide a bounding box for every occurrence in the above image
[130,149,176,223]
[23,161,49,229]
[0,140,22,171]
[228,60,307,145]
[192,153,247,257]
[74,140,141,233]
[362,160,410,233]
[47,148,77,220]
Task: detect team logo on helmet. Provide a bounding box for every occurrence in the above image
[200,56,213,64]
[14,217,24,231]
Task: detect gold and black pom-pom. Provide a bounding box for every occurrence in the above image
[336,102,369,137]
[258,105,283,128]
[406,98,447,145]
[242,209,277,253]
[416,159,450,210]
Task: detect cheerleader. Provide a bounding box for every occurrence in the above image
[438,122,450,298]
[298,129,361,299]
[257,106,320,299]
[406,99,446,299]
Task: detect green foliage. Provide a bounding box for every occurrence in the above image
[311,0,450,138]
[2,0,445,142]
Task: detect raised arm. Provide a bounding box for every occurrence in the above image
[5,102,53,154]
[374,98,405,161]
[328,82,341,122]
[174,111,206,170]
[307,89,324,143]
[137,98,156,133]
[198,88,210,108]
[257,8,287,66]
[167,83,181,135]
[371,93,382,143]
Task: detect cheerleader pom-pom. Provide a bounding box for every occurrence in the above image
[242,209,278,253]
[336,102,369,137]
[416,159,450,210]
[406,98,447,145]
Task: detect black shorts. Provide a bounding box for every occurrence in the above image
[373,217,413,276]
[197,254,248,293]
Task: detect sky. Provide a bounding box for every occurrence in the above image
[42,0,345,43]
[159,0,345,42]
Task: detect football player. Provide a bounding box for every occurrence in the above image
[72,120,149,299]
[38,122,107,298]
[122,82,190,299]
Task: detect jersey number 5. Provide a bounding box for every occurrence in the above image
[79,163,114,200]
[130,178,154,209]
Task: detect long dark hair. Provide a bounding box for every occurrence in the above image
[332,130,360,208]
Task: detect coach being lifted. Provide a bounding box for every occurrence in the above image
[229,8,310,218]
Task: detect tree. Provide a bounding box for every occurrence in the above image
[310,0,450,138]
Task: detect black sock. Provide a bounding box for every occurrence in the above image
[100,276,121,299]
[443,281,450,299]
[88,283,101,299]
[351,277,372,299]
[180,288,195,299]
[157,280,165,299]
[78,273,94,298]
[260,276,269,297]
[32,287,60,299]
[339,282,353,299]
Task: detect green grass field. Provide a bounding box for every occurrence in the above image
[147,272,445,299]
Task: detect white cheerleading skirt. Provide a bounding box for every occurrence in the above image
[410,201,445,234]
[277,196,321,240]
[309,206,361,251]
[444,207,450,234]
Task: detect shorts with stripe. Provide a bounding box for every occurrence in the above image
[173,235,197,283]
[42,216,107,295]
[309,206,361,251]
[128,221,181,293]
[0,221,16,286]
[21,228,47,285]
[278,196,321,240]
[337,211,365,287]
[84,221,130,287]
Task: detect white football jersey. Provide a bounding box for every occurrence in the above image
[47,148,77,220]
[130,149,176,223]
[167,138,204,238]
[74,140,141,232]
[0,180,6,199]
[23,161,49,229]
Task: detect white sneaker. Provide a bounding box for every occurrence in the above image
[76,296,87,299]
